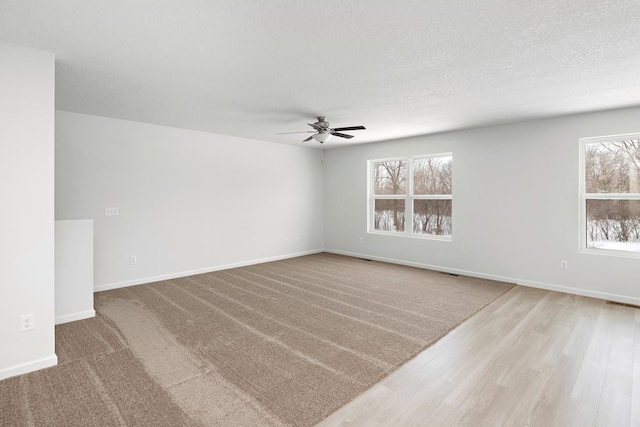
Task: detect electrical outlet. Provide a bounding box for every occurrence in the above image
[295,236,299,243]
[21,314,34,332]
[359,237,364,244]
[560,260,568,270]
[105,207,119,216]
[284,238,289,245]
[130,256,137,265]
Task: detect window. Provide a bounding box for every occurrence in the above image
[580,135,640,257]
[369,154,452,239]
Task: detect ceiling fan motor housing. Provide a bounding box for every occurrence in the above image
[316,117,329,128]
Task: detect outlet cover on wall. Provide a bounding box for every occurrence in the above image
[130,256,137,265]
[105,207,119,216]
[21,314,34,332]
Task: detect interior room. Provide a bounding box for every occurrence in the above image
[1,1,639,425]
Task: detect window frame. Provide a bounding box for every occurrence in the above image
[579,133,640,259]
[368,153,453,240]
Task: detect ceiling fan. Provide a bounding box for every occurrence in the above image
[277,116,366,143]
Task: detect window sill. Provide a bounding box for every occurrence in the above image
[579,246,640,260]
[367,230,452,242]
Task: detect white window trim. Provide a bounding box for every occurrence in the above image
[579,133,640,259]
[367,153,453,240]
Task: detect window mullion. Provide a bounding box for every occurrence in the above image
[413,195,453,200]
[585,193,640,200]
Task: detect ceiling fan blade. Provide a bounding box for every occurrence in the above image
[307,123,323,131]
[332,132,354,139]
[276,131,315,135]
[331,126,366,132]
[302,136,314,142]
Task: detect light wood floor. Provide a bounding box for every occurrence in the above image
[318,286,640,426]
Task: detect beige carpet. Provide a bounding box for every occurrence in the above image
[0,253,514,426]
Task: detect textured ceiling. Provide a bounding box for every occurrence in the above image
[1,0,639,147]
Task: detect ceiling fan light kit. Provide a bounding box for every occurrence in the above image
[313,132,332,143]
[277,116,366,144]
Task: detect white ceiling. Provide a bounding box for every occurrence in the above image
[1,0,639,147]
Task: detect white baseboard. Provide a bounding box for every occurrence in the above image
[94,249,325,292]
[514,279,640,306]
[55,309,96,325]
[0,354,58,381]
[325,249,640,306]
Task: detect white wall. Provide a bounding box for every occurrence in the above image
[0,42,56,380]
[324,106,640,304]
[55,111,324,290]
[55,219,94,324]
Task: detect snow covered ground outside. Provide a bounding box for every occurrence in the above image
[588,240,640,252]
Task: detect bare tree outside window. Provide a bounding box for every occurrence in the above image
[413,157,452,236]
[586,140,640,193]
[414,157,452,195]
[586,200,640,245]
[374,199,405,231]
[372,160,406,232]
[374,160,406,195]
[583,137,640,253]
[413,200,452,235]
